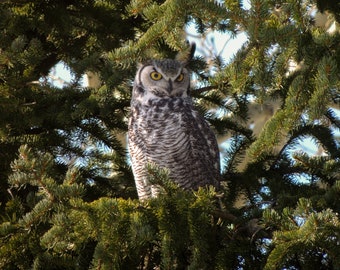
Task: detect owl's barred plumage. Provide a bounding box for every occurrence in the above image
[128,56,220,200]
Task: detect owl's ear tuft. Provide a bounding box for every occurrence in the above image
[188,42,196,61]
[176,42,196,65]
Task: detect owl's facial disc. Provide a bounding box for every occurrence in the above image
[133,60,190,104]
[148,65,189,98]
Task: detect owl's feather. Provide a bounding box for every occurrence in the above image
[128,58,220,200]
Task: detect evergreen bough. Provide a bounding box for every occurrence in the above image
[0,0,339,269]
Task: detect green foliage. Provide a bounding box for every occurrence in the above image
[0,0,339,269]
[263,198,340,270]
[1,146,231,269]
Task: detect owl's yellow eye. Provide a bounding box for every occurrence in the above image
[150,71,163,81]
[176,73,184,82]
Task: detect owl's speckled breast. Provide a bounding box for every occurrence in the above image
[146,96,191,109]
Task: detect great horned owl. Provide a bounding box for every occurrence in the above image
[128,54,220,200]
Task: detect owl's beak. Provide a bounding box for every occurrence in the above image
[167,79,173,94]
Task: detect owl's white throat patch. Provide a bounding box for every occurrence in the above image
[135,86,187,105]
[135,86,160,104]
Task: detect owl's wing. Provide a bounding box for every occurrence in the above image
[128,122,162,200]
[182,108,221,188]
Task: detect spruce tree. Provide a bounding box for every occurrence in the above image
[0,0,339,269]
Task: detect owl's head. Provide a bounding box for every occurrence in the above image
[133,59,190,103]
